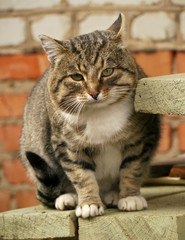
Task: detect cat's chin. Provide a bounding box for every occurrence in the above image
[84,97,120,110]
[85,100,109,109]
[84,92,118,109]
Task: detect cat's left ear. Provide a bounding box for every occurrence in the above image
[107,13,125,39]
[39,35,67,63]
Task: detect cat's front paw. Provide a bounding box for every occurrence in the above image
[75,204,104,218]
[118,196,147,211]
[55,193,77,210]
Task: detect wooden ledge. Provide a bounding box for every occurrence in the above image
[135,73,185,115]
[0,205,77,239]
[79,186,185,240]
[1,186,185,240]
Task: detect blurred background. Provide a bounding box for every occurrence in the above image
[0,0,185,212]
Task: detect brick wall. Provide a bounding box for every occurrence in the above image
[0,0,185,212]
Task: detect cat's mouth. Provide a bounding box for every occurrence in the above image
[84,96,118,109]
[86,92,110,106]
[85,99,105,109]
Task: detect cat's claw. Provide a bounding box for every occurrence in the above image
[118,196,147,211]
[55,193,77,210]
[75,204,104,218]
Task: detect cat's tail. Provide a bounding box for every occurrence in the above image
[25,151,70,208]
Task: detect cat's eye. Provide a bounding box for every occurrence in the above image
[71,74,84,81]
[101,68,114,77]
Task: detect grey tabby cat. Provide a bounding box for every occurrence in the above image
[20,14,160,218]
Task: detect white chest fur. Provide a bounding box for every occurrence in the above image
[94,143,122,191]
[82,99,133,144]
[61,98,133,144]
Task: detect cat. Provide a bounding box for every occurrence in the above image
[20,13,160,218]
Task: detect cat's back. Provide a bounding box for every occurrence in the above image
[20,70,51,167]
[23,69,49,126]
[27,69,48,107]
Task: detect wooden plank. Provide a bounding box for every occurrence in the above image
[0,205,77,239]
[78,186,185,240]
[134,73,185,115]
[141,185,185,200]
[1,187,185,239]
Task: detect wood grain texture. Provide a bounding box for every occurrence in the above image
[79,186,185,240]
[134,73,185,115]
[1,187,185,239]
[0,205,76,239]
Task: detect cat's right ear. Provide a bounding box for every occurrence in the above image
[107,13,125,39]
[39,35,67,63]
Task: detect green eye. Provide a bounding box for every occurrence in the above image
[101,68,114,77]
[71,74,84,81]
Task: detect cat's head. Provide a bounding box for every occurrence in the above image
[40,14,138,115]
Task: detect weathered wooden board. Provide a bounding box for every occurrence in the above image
[134,73,185,115]
[1,186,185,240]
[0,205,76,239]
[79,186,185,240]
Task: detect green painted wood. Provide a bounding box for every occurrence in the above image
[79,186,185,240]
[134,73,185,115]
[1,187,185,239]
[0,205,77,239]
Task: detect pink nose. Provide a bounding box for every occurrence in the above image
[89,91,99,100]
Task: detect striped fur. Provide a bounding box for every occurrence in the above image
[20,14,160,218]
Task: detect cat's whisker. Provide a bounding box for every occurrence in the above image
[111,89,132,92]
[113,87,135,91]
[77,97,87,104]
[58,97,86,127]
[62,105,78,126]
[58,104,74,114]
[59,102,79,125]
[69,102,80,115]
[63,103,79,117]
[60,98,78,111]
[76,102,85,129]
[51,104,64,122]
[110,91,131,97]
[74,103,83,130]
[111,88,135,94]
[65,99,83,116]
[60,98,77,107]
[64,101,85,130]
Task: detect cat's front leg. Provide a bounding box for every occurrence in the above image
[118,161,148,211]
[118,149,150,211]
[59,148,104,218]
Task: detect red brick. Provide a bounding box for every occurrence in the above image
[0,191,11,212]
[0,94,28,118]
[0,125,21,151]
[176,52,185,73]
[164,114,185,119]
[0,53,49,81]
[133,51,173,77]
[16,190,39,208]
[157,122,172,153]
[37,53,50,75]
[169,166,185,178]
[178,123,185,152]
[2,159,34,185]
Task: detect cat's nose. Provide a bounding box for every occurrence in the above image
[89,91,100,100]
